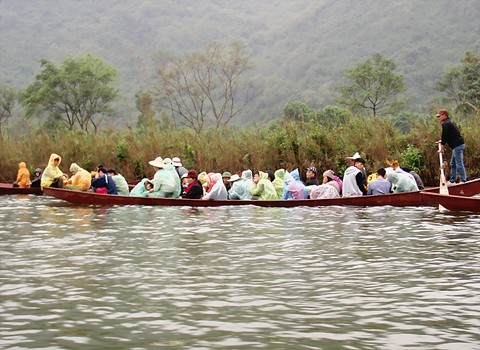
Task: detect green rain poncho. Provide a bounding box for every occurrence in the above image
[250,171,278,200]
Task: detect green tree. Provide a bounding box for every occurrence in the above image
[0,87,16,136]
[135,91,156,130]
[336,53,406,117]
[435,51,480,116]
[153,41,256,133]
[23,54,119,133]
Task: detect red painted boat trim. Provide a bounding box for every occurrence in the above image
[421,192,480,213]
[42,179,480,208]
[0,183,43,195]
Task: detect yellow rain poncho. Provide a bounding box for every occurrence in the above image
[66,163,92,191]
[16,162,31,188]
[41,153,66,189]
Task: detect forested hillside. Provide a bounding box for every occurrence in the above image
[1,0,479,125]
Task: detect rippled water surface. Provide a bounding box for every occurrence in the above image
[1,195,479,349]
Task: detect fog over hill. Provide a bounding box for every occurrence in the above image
[1,0,479,125]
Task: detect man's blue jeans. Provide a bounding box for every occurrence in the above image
[450,143,467,182]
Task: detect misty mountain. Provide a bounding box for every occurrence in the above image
[1,0,479,125]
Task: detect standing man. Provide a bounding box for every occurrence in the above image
[436,109,467,184]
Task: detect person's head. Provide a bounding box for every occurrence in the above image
[186,170,198,184]
[354,158,366,169]
[346,152,361,166]
[376,168,386,178]
[172,157,182,167]
[34,168,43,176]
[322,169,335,184]
[107,168,117,176]
[144,179,153,190]
[306,166,317,179]
[266,170,275,182]
[148,156,165,170]
[69,163,80,174]
[436,109,449,123]
[97,167,107,176]
[253,172,260,183]
[222,171,232,185]
[97,164,104,171]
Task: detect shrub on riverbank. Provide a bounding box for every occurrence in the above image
[1,116,478,186]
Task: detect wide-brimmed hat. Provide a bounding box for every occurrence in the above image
[222,171,232,178]
[346,152,361,160]
[148,156,165,168]
[172,157,182,167]
[228,174,241,182]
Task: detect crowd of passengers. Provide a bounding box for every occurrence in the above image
[17,151,425,200]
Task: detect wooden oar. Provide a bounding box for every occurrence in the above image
[438,142,449,212]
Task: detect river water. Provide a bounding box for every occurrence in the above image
[0,194,479,350]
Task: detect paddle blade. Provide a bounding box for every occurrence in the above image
[438,143,449,212]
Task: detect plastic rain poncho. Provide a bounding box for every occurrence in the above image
[41,153,65,189]
[148,167,178,198]
[16,162,31,188]
[130,178,152,197]
[112,174,130,196]
[228,178,251,200]
[164,163,181,198]
[310,183,340,199]
[272,169,285,198]
[241,170,255,194]
[342,166,363,197]
[251,171,278,200]
[387,171,419,193]
[281,169,307,200]
[203,173,228,200]
[67,163,92,191]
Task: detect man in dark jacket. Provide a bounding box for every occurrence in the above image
[436,109,467,184]
[91,167,118,194]
[181,170,203,199]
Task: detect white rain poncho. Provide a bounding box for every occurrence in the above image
[203,173,228,200]
[387,170,419,193]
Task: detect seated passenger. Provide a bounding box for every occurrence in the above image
[309,170,341,199]
[203,173,228,200]
[107,168,130,196]
[241,170,255,194]
[228,174,251,200]
[222,171,232,191]
[41,153,67,189]
[172,157,188,180]
[147,157,177,198]
[304,166,320,186]
[282,169,308,200]
[182,170,204,199]
[367,168,392,195]
[14,162,31,188]
[30,168,43,188]
[387,170,419,193]
[342,158,367,197]
[91,167,117,194]
[130,179,153,197]
[66,163,92,191]
[251,171,278,200]
[272,169,285,199]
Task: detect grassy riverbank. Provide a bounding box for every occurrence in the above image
[1,116,478,185]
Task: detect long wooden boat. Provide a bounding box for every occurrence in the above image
[420,192,480,213]
[42,179,480,208]
[0,183,43,195]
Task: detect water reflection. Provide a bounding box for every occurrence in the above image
[0,195,479,349]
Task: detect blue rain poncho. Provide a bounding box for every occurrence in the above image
[130,178,152,197]
[228,177,251,200]
[281,169,307,200]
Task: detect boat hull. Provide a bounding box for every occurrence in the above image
[43,179,480,207]
[421,192,480,213]
[0,183,43,195]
